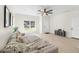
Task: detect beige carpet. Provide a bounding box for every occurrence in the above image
[39,34,79,53]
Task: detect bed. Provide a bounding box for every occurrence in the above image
[0,32,58,53]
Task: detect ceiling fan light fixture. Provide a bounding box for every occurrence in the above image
[38,8,53,16]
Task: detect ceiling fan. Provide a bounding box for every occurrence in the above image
[38,8,53,16]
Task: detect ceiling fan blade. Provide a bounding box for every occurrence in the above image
[47,10,53,12]
[48,12,53,14]
[38,8,53,16]
[38,10,43,12]
[48,13,52,14]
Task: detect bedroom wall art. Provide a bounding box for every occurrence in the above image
[4,5,12,27]
[24,21,35,28]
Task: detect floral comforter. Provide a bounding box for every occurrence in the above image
[1,39,51,53]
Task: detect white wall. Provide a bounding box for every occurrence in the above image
[14,14,51,34]
[0,27,13,50]
[0,5,4,28]
[50,10,79,37]
[14,14,40,33]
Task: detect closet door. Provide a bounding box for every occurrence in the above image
[42,16,50,33]
[72,15,79,38]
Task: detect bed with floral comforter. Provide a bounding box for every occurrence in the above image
[0,33,58,53]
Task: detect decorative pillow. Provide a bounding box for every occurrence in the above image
[16,35,24,43]
[21,33,25,36]
[21,36,30,44]
[16,35,30,44]
[16,31,21,39]
[7,31,25,44]
[14,31,23,43]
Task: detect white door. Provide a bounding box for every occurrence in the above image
[42,16,50,33]
[72,16,79,38]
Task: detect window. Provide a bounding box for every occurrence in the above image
[24,21,36,32]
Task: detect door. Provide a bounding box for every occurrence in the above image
[42,16,50,33]
[72,16,79,38]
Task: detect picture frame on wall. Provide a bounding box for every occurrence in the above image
[24,21,35,28]
[4,5,12,27]
[24,21,30,28]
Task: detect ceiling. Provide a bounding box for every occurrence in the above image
[8,5,79,16]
